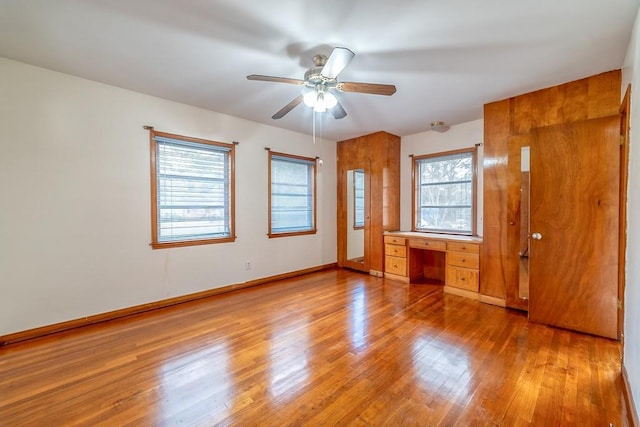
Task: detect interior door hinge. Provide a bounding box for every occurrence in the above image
[618,299,623,309]
[620,136,626,146]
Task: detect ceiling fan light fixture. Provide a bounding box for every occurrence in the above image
[323,91,337,109]
[430,121,450,132]
[303,90,318,107]
[304,89,337,112]
[314,92,327,112]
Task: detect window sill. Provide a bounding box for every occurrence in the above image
[411,228,473,237]
[151,236,236,249]
[268,230,317,239]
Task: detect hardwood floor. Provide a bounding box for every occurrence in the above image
[0,268,627,426]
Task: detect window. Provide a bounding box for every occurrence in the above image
[412,147,477,235]
[150,130,235,249]
[353,169,365,229]
[268,151,317,237]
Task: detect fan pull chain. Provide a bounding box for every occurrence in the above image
[312,109,316,144]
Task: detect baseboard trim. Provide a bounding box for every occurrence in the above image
[622,365,639,427]
[479,294,507,308]
[442,287,507,308]
[443,286,480,301]
[383,272,410,283]
[0,263,338,347]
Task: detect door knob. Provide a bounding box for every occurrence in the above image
[531,232,542,240]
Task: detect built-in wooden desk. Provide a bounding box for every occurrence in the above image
[384,231,484,301]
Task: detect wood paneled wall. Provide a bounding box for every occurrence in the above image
[337,131,400,274]
[482,70,621,308]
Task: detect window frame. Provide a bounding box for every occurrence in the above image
[150,130,236,249]
[411,147,477,236]
[268,151,317,238]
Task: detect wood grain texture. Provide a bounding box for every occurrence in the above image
[482,70,621,309]
[337,135,368,271]
[417,249,446,282]
[446,266,479,292]
[0,269,629,426]
[446,252,479,269]
[481,99,511,299]
[588,71,623,119]
[337,81,397,96]
[370,131,401,273]
[529,116,620,338]
[337,131,400,274]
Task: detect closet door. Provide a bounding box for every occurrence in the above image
[341,166,370,273]
[528,116,619,339]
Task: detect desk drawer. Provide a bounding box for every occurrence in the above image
[446,242,480,254]
[446,266,479,291]
[385,244,407,258]
[409,238,446,251]
[447,252,479,269]
[385,256,407,276]
[384,236,406,245]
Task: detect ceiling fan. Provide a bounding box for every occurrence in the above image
[247,47,397,120]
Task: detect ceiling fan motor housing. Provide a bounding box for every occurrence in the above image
[312,54,328,67]
[304,66,337,91]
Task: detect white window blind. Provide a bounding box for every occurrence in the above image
[155,135,232,243]
[415,151,474,234]
[270,154,315,234]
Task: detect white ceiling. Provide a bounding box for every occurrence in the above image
[1,0,638,141]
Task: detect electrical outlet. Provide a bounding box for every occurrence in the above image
[245,260,251,270]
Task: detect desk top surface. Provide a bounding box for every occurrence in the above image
[384,231,483,244]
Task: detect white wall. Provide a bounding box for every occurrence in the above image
[400,120,484,234]
[622,6,640,417]
[0,58,337,336]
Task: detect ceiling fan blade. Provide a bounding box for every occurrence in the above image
[321,47,355,79]
[337,82,397,96]
[247,74,304,85]
[331,100,347,119]
[272,95,304,119]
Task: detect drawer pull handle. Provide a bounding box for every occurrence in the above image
[461,277,465,281]
[461,258,466,262]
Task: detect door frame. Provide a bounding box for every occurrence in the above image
[619,84,631,346]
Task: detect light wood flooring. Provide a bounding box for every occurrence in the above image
[0,268,628,426]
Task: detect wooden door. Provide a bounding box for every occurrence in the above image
[337,137,370,273]
[529,116,619,339]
